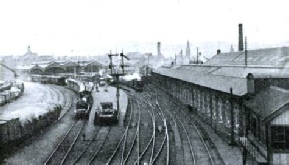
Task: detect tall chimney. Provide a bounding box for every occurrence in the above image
[157,42,161,56]
[238,24,244,51]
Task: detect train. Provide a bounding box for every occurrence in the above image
[30,73,101,87]
[118,78,144,92]
[94,102,118,125]
[75,93,92,119]
[66,78,93,119]
[31,75,95,119]
[0,81,24,106]
[30,75,67,86]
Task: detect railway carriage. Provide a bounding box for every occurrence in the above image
[119,78,144,92]
[0,81,24,106]
[131,79,144,92]
[66,78,86,94]
[30,75,66,86]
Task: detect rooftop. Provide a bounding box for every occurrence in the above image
[245,86,289,120]
[205,47,289,68]
[154,46,289,96]
[154,64,289,96]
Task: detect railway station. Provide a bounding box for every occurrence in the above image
[0,22,289,164]
[151,25,289,164]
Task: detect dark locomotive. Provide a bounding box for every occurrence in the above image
[66,78,93,119]
[94,102,118,125]
[75,91,93,119]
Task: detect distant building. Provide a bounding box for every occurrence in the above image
[126,52,145,60]
[18,46,53,66]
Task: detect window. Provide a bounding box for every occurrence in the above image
[271,126,289,150]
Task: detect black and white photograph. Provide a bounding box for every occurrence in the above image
[0,0,289,164]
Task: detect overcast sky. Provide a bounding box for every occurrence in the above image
[0,0,288,58]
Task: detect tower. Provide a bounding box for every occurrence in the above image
[186,40,190,57]
[239,24,244,51]
[157,42,161,56]
[27,45,31,55]
[180,50,183,57]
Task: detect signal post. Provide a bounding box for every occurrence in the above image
[108,51,129,126]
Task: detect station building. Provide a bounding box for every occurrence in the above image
[152,46,289,164]
[29,60,104,75]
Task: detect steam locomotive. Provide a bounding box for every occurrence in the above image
[66,78,93,119]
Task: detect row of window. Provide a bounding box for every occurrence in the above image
[271,126,289,150]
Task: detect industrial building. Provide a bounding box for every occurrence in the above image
[152,24,289,164]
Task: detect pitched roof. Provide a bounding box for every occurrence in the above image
[46,61,64,69]
[206,47,289,68]
[85,60,103,67]
[206,65,289,78]
[245,86,289,120]
[154,63,289,96]
[154,65,248,96]
[63,61,79,67]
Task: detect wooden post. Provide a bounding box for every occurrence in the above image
[116,75,120,114]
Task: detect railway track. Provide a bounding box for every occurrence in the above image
[150,95,168,165]
[54,125,110,165]
[103,90,161,165]
[106,94,141,165]
[132,93,155,165]
[130,91,169,165]
[48,85,75,120]
[44,120,86,165]
[105,96,135,164]
[121,97,141,165]
[83,126,111,164]
[42,83,223,164]
[150,84,225,165]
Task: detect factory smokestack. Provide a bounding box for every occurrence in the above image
[157,42,161,56]
[238,24,244,51]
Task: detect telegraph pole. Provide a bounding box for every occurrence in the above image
[108,51,129,116]
[196,47,199,64]
[245,37,248,67]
